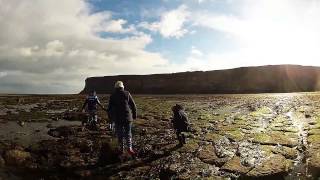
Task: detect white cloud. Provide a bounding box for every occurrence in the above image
[190,0,320,69]
[45,40,65,56]
[0,0,170,93]
[191,46,203,57]
[159,5,190,38]
[0,72,7,78]
[138,21,160,32]
[139,5,190,39]
[3,0,320,93]
[98,18,137,34]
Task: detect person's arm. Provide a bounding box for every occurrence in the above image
[181,111,189,124]
[181,111,190,131]
[128,92,137,119]
[96,97,106,110]
[107,95,114,121]
[171,113,176,129]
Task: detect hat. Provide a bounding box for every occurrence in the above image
[114,81,124,89]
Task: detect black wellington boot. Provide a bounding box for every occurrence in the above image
[181,134,186,144]
[178,135,184,147]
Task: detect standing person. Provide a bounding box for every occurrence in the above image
[171,104,190,146]
[81,90,105,129]
[107,81,137,156]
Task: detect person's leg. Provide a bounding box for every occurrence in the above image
[115,123,124,153]
[93,112,98,130]
[87,111,96,129]
[94,114,97,122]
[124,122,135,154]
[176,130,183,146]
[181,132,186,144]
[86,112,91,125]
[88,111,93,123]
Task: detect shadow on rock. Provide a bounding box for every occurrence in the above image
[97,139,120,166]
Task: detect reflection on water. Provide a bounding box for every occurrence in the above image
[0,120,81,147]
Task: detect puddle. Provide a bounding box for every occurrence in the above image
[285,110,311,179]
[46,109,67,114]
[0,120,81,147]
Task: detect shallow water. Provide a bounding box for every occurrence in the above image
[285,110,312,179]
[0,120,81,147]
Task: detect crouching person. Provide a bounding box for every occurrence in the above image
[171,104,190,146]
[81,90,105,130]
[107,81,137,156]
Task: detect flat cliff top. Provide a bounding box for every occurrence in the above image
[81,65,320,94]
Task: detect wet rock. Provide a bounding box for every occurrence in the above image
[17,120,25,127]
[0,141,10,155]
[46,109,67,114]
[224,130,244,141]
[138,144,153,157]
[197,145,219,165]
[214,136,236,159]
[307,135,320,148]
[159,167,177,180]
[308,129,320,135]
[238,141,264,167]
[74,170,93,178]
[59,154,86,168]
[4,149,31,166]
[26,143,43,153]
[271,145,298,159]
[98,140,120,165]
[77,139,93,153]
[250,106,273,117]
[48,126,76,138]
[168,163,182,174]
[246,154,291,177]
[308,120,317,125]
[0,156,5,167]
[122,166,154,179]
[203,133,223,142]
[308,151,320,177]
[178,140,199,153]
[0,109,8,116]
[221,156,252,174]
[248,105,257,112]
[271,126,299,133]
[252,132,298,147]
[63,111,87,121]
[46,123,54,128]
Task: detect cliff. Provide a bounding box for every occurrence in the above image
[80,65,320,94]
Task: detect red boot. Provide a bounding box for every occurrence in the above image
[128,148,136,156]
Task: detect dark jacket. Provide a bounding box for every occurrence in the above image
[107,89,137,124]
[172,109,189,132]
[82,95,101,111]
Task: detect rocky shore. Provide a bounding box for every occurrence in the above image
[1,94,320,179]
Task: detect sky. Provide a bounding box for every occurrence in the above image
[1,0,320,93]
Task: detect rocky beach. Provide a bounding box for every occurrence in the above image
[1,93,320,179]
